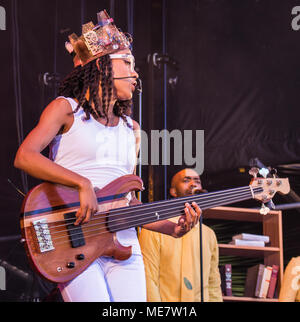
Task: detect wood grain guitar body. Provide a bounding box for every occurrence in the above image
[20,175,143,283]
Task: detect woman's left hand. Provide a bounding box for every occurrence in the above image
[173,202,202,238]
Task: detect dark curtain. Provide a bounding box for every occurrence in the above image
[166,0,300,175]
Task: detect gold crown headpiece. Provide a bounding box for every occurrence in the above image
[68,10,131,66]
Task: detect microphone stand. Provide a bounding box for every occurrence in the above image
[192,188,205,302]
[199,212,204,302]
[136,78,143,202]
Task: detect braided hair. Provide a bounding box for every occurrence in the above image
[58,55,132,127]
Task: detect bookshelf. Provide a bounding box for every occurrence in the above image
[222,296,279,302]
[203,206,284,302]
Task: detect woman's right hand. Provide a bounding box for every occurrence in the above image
[74,179,99,225]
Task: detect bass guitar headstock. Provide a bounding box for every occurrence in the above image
[249,167,290,215]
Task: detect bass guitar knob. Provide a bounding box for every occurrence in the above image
[76,254,85,260]
[67,262,75,269]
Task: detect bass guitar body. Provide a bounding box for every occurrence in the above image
[20,174,143,284]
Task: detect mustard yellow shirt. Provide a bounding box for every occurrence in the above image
[279,256,300,302]
[139,220,223,302]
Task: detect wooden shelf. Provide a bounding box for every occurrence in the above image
[203,206,280,222]
[223,296,279,302]
[219,244,280,258]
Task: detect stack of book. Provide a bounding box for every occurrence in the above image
[229,233,270,247]
[244,264,279,299]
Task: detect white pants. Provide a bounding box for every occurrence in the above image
[58,254,146,302]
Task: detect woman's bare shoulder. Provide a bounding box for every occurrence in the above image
[131,119,140,131]
[42,97,74,116]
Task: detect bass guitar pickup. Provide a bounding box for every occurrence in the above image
[64,212,86,248]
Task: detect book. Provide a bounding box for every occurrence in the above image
[254,264,266,297]
[267,265,279,298]
[219,264,232,296]
[232,233,270,243]
[244,264,265,297]
[229,239,265,247]
[258,266,273,298]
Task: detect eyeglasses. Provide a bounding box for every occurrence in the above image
[109,53,135,72]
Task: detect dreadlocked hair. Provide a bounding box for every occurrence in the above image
[58,56,132,127]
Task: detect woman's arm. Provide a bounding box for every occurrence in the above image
[132,120,201,238]
[14,98,98,225]
[142,202,201,238]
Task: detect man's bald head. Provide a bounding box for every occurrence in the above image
[170,168,203,198]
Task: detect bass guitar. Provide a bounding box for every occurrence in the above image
[20,171,290,283]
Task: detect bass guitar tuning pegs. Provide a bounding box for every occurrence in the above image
[268,167,278,178]
[249,167,259,178]
[258,168,269,179]
[260,203,270,215]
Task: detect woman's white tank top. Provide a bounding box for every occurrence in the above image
[49,96,141,255]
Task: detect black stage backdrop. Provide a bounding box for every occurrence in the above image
[0,0,299,300]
